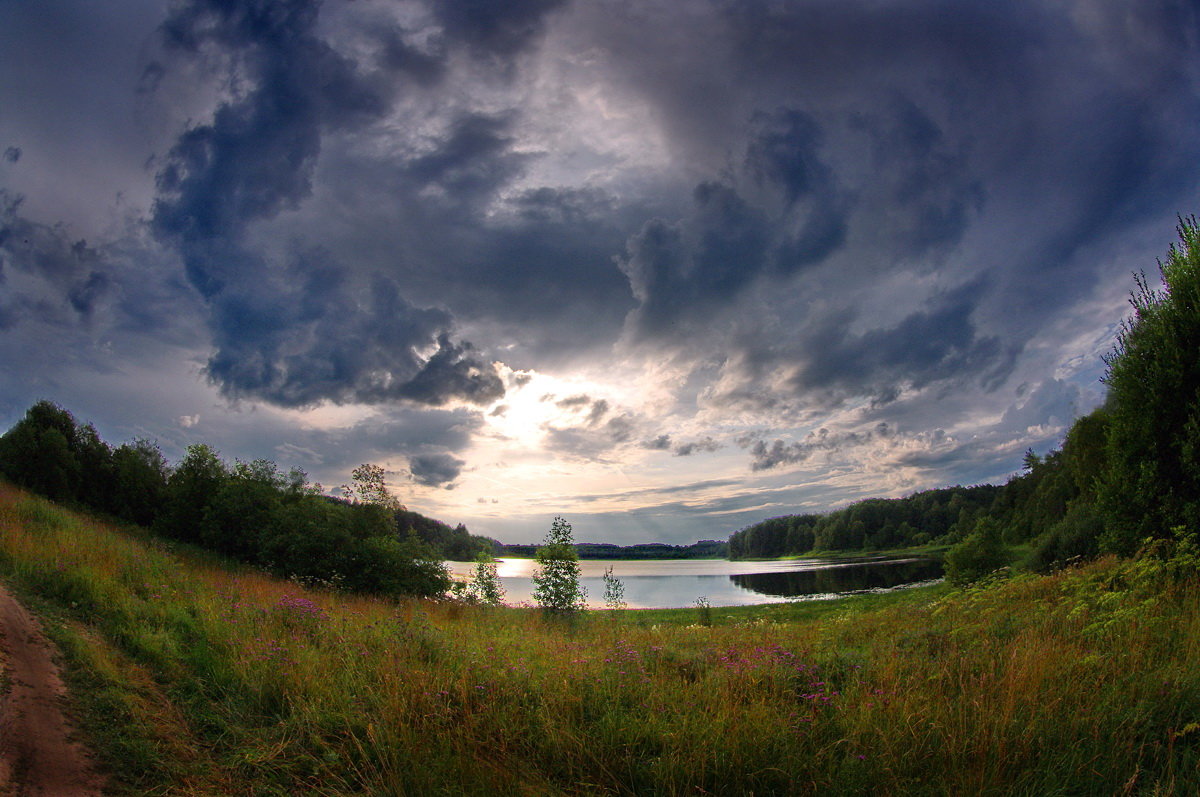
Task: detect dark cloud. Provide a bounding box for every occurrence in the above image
[1,193,98,284]
[433,0,567,60]
[619,166,825,340]
[409,451,465,488]
[376,25,447,87]
[642,434,671,451]
[4,0,1200,543]
[150,0,505,408]
[748,423,894,472]
[67,271,111,319]
[404,112,532,209]
[744,108,847,270]
[0,193,122,328]
[794,283,1020,401]
[203,264,503,408]
[848,95,983,256]
[673,436,721,457]
[554,395,611,426]
[609,0,1199,376]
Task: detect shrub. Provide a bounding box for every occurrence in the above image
[467,553,505,606]
[944,518,1008,586]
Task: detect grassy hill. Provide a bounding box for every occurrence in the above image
[3,483,1199,794]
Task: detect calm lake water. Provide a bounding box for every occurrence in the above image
[445,556,943,609]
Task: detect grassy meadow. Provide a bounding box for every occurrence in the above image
[2,482,1199,795]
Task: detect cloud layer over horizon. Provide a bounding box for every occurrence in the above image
[2,0,1198,543]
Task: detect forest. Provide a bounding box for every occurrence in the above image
[0,407,500,597]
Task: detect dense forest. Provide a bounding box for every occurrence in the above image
[732,217,1200,580]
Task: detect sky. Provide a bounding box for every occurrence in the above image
[1,0,1198,545]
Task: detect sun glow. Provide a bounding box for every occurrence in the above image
[484,367,621,450]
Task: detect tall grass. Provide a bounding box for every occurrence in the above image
[2,483,1198,794]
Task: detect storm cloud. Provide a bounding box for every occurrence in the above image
[2,0,1199,543]
[149,0,507,408]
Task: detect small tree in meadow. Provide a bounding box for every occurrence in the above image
[532,516,586,614]
[468,552,506,606]
[602,565,626,611]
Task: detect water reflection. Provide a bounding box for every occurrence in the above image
[446,556,943,609]
[730,558,944,598]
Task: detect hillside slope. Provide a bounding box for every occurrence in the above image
[2,483,1199,794]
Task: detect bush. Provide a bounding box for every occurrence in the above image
[467,553,506,606]
[1029,503,1103,573]
[944,518,1008,586]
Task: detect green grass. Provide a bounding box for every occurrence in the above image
[2,483,1199,794]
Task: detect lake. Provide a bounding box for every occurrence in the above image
[445,556,943,609]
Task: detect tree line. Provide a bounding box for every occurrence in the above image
[499,539,728,559]
[0,405,496,597]
[731,216,1200,580]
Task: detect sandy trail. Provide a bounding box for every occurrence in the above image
[0,584,105,796]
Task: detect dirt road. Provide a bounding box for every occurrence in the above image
[0,584,105,796]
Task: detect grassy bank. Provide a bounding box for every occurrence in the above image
[2,484,1198,795]
[735,543,952,562]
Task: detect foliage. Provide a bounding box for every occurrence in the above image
[0,402,451,598]
[397,509,497,561]
[1099,216,1200,554]
[467,553,506,607]
[727,404,1115,574]
[342,463,404,511]
[944,517,1008,586]
[531,516,586,614]
[0,401,164,521]
[601,565,626,611]
[729,486,1002,558]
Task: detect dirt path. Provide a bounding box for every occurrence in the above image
[0,584,105,796]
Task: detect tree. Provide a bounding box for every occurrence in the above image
[343,463,404,511]
[111,438,169,526]
[532,516,586,614]
[468,552,506,606]
[601,565,626,611]
[341,463,406,539]
[1099,216,1200,554]
[0,401,85,503]
[156,443,227,543]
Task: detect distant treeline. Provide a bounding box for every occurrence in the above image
[499,540,728,559]
[729,412,1103,570]
[732,217,1200,576]
[0,402,495,597]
